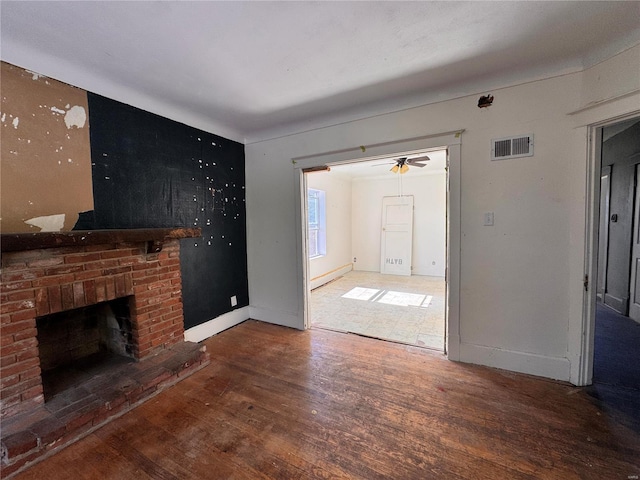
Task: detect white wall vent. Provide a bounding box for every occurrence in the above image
[491,134,534,160]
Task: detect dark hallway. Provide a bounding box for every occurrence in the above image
[594,303,640,389]
[587,303,640,434]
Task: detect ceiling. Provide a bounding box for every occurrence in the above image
[2,1,639,143]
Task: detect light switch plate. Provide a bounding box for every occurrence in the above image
[484,212,494,226]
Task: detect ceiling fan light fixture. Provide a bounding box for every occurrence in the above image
[391,164,399,173]
[400,164,409,174]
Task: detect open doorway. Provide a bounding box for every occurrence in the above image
[304,149,447,351]
[592,117,640,392]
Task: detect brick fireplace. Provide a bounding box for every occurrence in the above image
[0,229,210,477]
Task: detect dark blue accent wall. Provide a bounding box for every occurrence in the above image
[86,93,248,329]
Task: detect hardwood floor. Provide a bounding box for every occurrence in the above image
[13,320,640,479]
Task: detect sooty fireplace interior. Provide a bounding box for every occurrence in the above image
[36,297,135,399]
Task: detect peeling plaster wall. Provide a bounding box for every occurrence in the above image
[1,62,93,232]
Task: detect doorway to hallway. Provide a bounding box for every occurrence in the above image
[592,117,640,391]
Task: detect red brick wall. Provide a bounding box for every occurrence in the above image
[0,239,185,419]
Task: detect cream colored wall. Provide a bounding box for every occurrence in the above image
[579,45,640,109]
[306,168,446,287]
[246,44,640,382]
[306,171,353,288]
[351,173,446,276]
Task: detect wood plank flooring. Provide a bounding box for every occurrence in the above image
[13,320,640,479]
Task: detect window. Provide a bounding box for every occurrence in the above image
[308,188,326,258]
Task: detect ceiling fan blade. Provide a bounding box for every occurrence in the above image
[406,155,430,167]
[372,161,396,167]
[380,155,431,173]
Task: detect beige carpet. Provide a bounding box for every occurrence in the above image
[310,270,445,350]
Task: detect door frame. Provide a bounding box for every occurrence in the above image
[596,166,611,302]
[580,113,640,386]
[293,130,462,359]
[629,163,640,321]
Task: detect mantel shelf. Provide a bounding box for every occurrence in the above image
[1,228,202,252]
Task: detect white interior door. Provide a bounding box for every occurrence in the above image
[380,195,413,276]
[629,165,640,321]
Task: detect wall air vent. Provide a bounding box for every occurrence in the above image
[491,134,534,160]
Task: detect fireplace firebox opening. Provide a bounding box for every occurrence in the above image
[36,296,135,400]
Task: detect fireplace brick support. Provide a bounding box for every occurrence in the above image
[1,232,195,420]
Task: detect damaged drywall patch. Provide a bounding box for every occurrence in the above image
[25,213,65,232]
[1,62,94,233]
[26,70,47,81]
[64,105,86,129]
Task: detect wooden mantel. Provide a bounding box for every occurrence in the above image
[0,228,202,252]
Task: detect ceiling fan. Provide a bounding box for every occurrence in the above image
[375,155,431,174]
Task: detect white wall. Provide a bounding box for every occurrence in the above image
[246,44,640,382]
[352,173,446,276]
[306,171,353,289]
[579,45,640,109]
[306,168,445,287]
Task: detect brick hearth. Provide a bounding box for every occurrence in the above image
[0,341,208,478]
[0,229,210,477]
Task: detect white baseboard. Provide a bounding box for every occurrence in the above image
[458,342,571,381]
[248,306,303,330]
[412,268,446,277]
[603,293,628,315]
[183,306,250,343]
[310,263,353,290]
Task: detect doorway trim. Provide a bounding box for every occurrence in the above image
[580,113,640,386]
[292,130,462,360]
[596,165,611,302]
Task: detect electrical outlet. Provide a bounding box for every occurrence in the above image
[353,257,357,263]
[230,295,237,307]
[483,212,494,226]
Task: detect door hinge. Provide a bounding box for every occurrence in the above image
[584,274,589,291]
